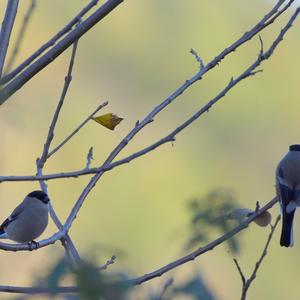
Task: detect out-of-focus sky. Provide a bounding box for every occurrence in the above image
[0,1,300,299]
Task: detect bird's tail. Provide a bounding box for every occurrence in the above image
[280,210,295,247]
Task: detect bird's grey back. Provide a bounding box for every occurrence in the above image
[278,151,300,185]
[5,196,49,243]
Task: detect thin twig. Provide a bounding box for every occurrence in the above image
[0,0,19,78]
[97,255,116,271]
[190,48,205,69]
[157,278,174,300]
[37,40,79,169]
[233,259,246,285]
[47,101,108,159]
[1,0,99,84]
[85,147,94,170]
[234,215,281,300]
[4,0,36,74]
[0,0,125,105]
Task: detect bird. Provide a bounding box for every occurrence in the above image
[0,190,50,245]
[276,144,300,247]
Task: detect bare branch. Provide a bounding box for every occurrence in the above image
[0,285,77,295]
[0,197,278,295]
[0,2,297,184]
[234,215,281,300]
[4,0,36,74]
[85,147,94,170]
[0,0,295,263]
[47,202,82,263]
[47,101,108,159]
[130,198,278,286]
[233,258,246,285]
[156,278,174,300]
[37,40,79,169]
[0,229,65,251]
[0,0,124,105]
[1,0,99,84]
[0,0,19,78]
[35,40,82,263]
[63,4,299,234]
[97,255,116,271]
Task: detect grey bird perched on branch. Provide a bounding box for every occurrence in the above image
[0,191,49,245]
[276,145,300,247]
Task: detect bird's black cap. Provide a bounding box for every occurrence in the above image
[27,190,49,203]
[289,144,300,151]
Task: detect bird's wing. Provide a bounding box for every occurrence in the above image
[0,202,25,232]
[276,166,293,210]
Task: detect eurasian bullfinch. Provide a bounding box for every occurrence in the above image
[0,191,49,243]
[276,145,300,247]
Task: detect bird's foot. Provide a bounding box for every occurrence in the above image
[28,240,39,250]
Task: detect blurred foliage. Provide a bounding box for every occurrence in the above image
[74,261,130,300]
[172,276,216,300]
[149,275,216,300]
[43,257,130,300]
[186,188,242,253]
[29,257,217,300]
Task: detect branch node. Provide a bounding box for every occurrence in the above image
[255,201,260,212]
[85,146,94,169]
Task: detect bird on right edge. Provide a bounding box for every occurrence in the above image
[276,144,300,247]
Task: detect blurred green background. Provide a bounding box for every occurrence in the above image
[1,0,300,299]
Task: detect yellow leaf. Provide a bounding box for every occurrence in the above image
[92,113,123,130]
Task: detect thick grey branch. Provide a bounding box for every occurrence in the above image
[4,0,36,74]
[0,0,19,78]
[0,0,124,105]
[1,0,99,84]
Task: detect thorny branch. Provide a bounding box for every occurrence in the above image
[233,215,281,300]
